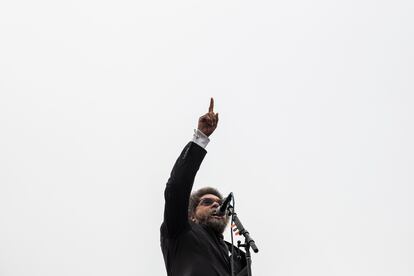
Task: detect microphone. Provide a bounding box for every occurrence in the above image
[216,192,233,216]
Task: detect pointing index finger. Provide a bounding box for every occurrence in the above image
[208,97,214,113]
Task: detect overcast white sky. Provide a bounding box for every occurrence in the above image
[0,0,413,275]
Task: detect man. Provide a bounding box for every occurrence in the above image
[160,98,247,276]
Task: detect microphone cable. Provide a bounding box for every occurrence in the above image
[229,195,236,276]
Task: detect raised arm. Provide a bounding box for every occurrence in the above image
[162,98,219,238]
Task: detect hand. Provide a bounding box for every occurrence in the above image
[232,223,240,236]
[198,98,219,137]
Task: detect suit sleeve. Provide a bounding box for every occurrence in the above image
[162,141,207,238]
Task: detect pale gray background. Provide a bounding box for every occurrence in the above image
[0,0,413,275]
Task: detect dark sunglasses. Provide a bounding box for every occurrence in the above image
[198,198,222,207]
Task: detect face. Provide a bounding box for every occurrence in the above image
[192,194,230,234]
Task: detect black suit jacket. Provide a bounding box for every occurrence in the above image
[160,142,247,276]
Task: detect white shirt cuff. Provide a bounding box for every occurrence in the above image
[192,129,210,148]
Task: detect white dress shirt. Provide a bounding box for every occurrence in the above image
[192,129,210,148]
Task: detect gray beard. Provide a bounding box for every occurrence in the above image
[199,216,229,234]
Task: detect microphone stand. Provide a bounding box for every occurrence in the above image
[227,205,259,276]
